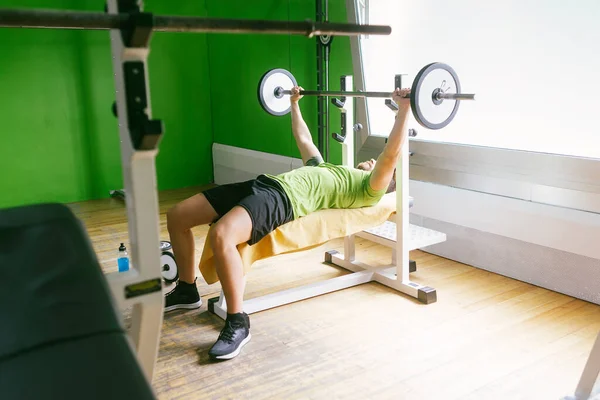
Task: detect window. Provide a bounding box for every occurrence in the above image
[358,0,369,31]
[358,0,600,159]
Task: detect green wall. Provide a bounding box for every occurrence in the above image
[0,0,213,209]
[206,0,353,164]
[0,0,353,209]
[146,1,213,195]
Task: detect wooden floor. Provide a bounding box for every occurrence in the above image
[70,186,600,400]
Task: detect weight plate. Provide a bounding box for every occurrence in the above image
[411,62,461,130]
[161,251,179,283]
[160,240,172,251]
[258,68,297,116]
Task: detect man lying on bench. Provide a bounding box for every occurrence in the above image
[165,85,411,361]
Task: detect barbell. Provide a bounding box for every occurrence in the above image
[0,8,391,37]
[258,62,476,130]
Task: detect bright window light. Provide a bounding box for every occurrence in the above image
[360,0,600,159]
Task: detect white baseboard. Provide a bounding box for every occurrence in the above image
[212,143,303,185]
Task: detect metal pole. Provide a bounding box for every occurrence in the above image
[438,93,476,100]
[285,89,393,98]
[0,8,125,29]
[0,8,392,36]
[324,40,330,163]
[282,89,477,100]
[323,0,330,163]
[316,0,325,160]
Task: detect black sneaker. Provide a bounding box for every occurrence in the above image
[208,313,251,360]
[164,280,202,312]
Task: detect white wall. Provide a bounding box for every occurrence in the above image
[360,0,600,159]
[212,143,303,185]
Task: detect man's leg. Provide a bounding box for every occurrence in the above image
[206,206,254,360]
[205,174,294,361]
[209,206,253,313]
[167,193,218,283]
[164,193,218,312]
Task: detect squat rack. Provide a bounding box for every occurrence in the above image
[0,0,391,382]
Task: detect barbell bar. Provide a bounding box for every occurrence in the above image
[258,62,476,130]
[0,8,392,37]
[275,88,476,101]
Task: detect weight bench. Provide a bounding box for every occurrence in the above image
[0,203,156,400]
[205,74,447,318]
[203,190,445,318]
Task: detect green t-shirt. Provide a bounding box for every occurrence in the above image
[266,162,387,219]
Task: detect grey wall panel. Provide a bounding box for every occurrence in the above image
[411,215,600,306]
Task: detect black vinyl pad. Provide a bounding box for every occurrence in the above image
[0,332,155,400]
[0,203,155,400]
[0,203,122,359]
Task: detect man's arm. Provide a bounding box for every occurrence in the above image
[290,86,323,165]
[369,88,411,192]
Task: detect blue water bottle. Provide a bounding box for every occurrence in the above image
[117,242,129,272]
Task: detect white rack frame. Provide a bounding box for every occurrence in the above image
[562,331,600,400]
[105,0,164,382]
[210,75,446,319]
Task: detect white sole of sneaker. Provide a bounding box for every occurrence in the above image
[214,333,252,360]
[164,300,202,313]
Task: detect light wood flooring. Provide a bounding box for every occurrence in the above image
[68,186,600,400]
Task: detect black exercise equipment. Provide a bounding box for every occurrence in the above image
[0,203,156,400]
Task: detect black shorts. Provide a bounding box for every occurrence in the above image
[203,175,294,246]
